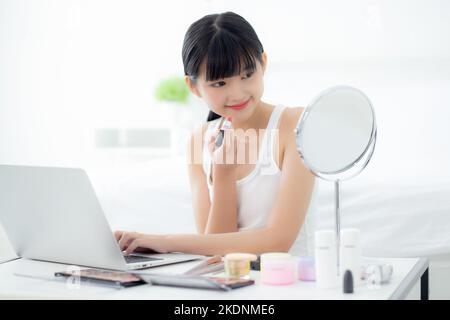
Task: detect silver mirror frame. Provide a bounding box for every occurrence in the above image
[294,85,377,276]
[295,85,377,181]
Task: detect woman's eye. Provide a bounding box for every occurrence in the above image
[242,71,254,79]
[211,81,226,88]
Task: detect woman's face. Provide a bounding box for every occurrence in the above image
[186,53,266,121]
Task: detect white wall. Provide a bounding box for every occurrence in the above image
[1,0,449,167]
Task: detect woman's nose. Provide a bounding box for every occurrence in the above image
[226,82,246,104]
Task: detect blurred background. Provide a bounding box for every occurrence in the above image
[1,0,450,298]
[1,0,449,170]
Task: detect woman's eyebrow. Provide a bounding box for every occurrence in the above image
[206,67,255,83]
[207,78,225,83]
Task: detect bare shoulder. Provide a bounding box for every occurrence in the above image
[279,106,305,131]
[278,106,305,143]
[276,106,305,169]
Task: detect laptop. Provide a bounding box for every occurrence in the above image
[0,164,203,270]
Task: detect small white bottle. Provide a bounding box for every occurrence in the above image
[314,230,338,288]
[339,228,361,287]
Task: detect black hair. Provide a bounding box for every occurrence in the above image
[182,12,264,122]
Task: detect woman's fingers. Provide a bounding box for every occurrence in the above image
[206,120,226,155]
[123,238,142,256]
[118,232,138,251]
[207,134,216,155]
[209,130,234,161]
[117,233,130,251]
[122,234,169,255]
[223,129,234,152]
[114,230,123,241]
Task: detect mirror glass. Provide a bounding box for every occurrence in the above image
[296,85,376,180]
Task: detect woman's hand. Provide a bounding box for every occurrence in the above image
[114,231,170,256]
[207,125,240,177]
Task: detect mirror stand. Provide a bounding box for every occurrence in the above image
[335,180,341,276]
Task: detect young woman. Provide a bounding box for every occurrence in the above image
[114,12,316,256]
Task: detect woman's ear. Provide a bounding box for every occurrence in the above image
[261,52,268,74]
[184,76,201,98]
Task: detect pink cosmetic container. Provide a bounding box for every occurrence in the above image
[261,259,296,285]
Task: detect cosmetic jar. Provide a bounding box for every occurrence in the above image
[261,258,296,285]
[260,252,292,271]
[297,256,316,281]
[224,253,257,279]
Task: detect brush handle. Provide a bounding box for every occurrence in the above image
[215,130,225,147]
[214,118,232,147]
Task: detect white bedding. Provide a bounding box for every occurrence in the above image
[313,177,450,258]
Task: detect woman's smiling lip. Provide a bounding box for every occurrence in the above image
[226,98,251,110]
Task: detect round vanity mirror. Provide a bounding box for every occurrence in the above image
[296,85,377,181]
[294,85,377,274]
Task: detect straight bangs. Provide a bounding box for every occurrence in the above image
[204,30,260,82]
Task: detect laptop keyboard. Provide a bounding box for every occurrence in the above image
[124,255,162,264]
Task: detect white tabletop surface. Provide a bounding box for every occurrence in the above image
[0,256,428,300]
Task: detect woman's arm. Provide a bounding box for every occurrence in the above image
[186,126,211,234]
[116,227,284,256]
[205,166,238,233]
[186,125,238,234]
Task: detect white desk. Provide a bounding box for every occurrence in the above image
[0,256,428,300]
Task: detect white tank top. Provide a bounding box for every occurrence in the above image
[202,105,318,256]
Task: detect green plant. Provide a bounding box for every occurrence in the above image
[154,76,190,104]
